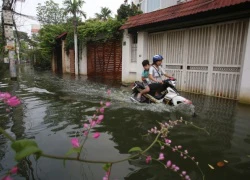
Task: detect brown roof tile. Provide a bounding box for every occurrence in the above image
[120,0,250,30]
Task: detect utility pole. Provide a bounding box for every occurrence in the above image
[2,0,17,80]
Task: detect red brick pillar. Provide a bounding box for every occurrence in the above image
[69,49,75,74]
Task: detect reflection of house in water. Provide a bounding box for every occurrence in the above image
[184,92,236,147]
[228,104,250,176]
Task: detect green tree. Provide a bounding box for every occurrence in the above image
[63,0,86,75]
[36,24,67,68]
[78,18,123,42]
[95,7,112,21]
[13,30,29,41]
[36,0,66,25]
[13,30,30,62]
[117,2,142,22]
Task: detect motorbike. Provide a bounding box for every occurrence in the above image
[130,79,192,106]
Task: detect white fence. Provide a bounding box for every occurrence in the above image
[147,20,248,99]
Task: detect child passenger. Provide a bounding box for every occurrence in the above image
[136,60,151,101]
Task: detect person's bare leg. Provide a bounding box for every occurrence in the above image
[137,86,150,99]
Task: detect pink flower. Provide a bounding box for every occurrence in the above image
[165,138,172,145]
[100,107,104,113]
[158,153,164,160]
[71,138,80,148]
[166,160,172,168]
[89,119,93,124]
[181,171,187,176]
[83,123,89,128]
[6,96,21,107]
[90,121,96,127]
[107,89,111,95]
[2,176,12,180]
[83,131,88,136]
[97,115,104,124]
[103,177,108,180]
[146,156,152,164]
[93,132,100,139]
[174,166,180,171]
[105,102,111,107]
[10,166,18,174]
[0,92,11,100]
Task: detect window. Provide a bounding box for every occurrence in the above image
[147,0,160,12]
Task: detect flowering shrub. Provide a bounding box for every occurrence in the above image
[0,90,208,180]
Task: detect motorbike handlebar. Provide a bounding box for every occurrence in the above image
[164,78,176,82]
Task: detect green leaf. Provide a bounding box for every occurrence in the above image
[65,147,81,156]
[11,139,42,161]
[102,163,111,172]
[128,147,142,153]
[247,155,250,158]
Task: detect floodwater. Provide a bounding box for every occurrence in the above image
[0,64,250,180]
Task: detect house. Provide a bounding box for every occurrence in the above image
[133,0,191,13]
[121,0,250,103]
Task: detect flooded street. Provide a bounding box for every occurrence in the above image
[0,64,250,180]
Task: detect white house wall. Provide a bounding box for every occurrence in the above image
[122,29,137,82]
[239,18,250,104]
[123,19,249,101]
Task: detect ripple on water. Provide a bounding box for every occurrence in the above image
[25,87,54,94]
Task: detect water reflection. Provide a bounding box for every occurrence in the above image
[0,64,250,180]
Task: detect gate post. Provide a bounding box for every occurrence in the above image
[239,18,250,104]
[122,29,132,82]
[181,30,189,91]
[79,44,87,75]
[206,25,216,95]
[137,31,148,80]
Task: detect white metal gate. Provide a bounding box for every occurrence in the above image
[147,19,248,99]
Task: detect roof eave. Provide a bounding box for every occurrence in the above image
[126,3,250,33]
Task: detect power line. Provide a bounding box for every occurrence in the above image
[13,11,37,20]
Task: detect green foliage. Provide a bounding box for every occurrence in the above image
[35,24,68,68]
[117,3,142,22]
[38,24,67,54]
[95,7,112,21]
[63,0,86,19]
[65,147,81,156]
[11,139,42,161]
[78,18,123,42]
[103,163,111,172]
[37,0,66,25]
[13,30,29,41]
[128,147,142,153]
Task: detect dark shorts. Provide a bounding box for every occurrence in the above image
[148,83,161,95]
[148,83,169,95]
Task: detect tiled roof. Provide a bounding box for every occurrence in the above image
[120,0,250,30]
[56,32,67,39]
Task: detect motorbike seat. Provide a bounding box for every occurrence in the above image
[135,81,145,89]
